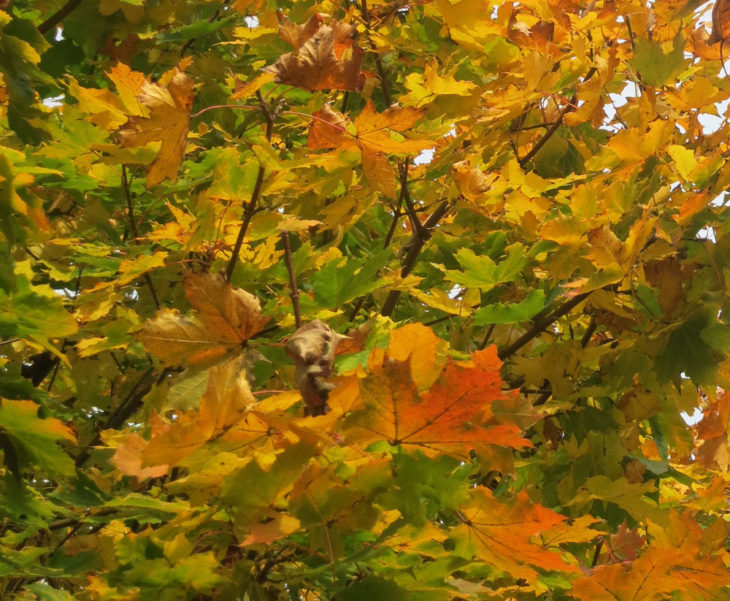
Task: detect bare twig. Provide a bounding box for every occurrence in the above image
[281,231,302,328]
[581,314,597,348]
[479,324,495,350]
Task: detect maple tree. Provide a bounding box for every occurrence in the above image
[3,0,730,599]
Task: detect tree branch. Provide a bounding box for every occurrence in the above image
[381,201,450,317]
[281,230,302,328]
[122,165,160,309]
[226,92,273,281]
[74,366,156,467]
[518,67,596,167]
[38,0,82,34]
[497,292,590,361]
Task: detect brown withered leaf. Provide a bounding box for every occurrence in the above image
[264,21,363,91]
[286,320,346,416]
[119,67,194,187]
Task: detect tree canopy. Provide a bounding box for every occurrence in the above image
[3,0,730,599]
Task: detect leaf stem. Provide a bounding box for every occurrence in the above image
[281,230,302,328]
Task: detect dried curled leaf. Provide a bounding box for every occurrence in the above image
[710,0,730,44]
[263,20,363,91]
[286,320,346,416]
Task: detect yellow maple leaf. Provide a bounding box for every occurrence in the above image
[119,67,194,187]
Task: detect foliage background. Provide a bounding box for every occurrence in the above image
[2,0,730,599]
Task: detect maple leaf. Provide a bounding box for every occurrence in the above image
[344,344,531,454]
[452,159,494,200]
[277,12,324,49]
[111,359,254,475]
[118,66,194,187]
[138,273,268,365]
[452,487,577,582]
[307,101,427,195]
[264,20,364,91]
[0,399,76,476]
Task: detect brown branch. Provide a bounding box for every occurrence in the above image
[226,92,273,282]
[381,201,450,317]
[38,0,82,34]
[479,324,496,350]
[518,67,596,167]
[281,231,302,328]
[383,207,403,249]
[399,159,426,238]
[497,292,590,361]
[581,314,597,348]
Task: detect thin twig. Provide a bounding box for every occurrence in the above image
[518,68,596,167]
[225,92,274,281]
[190,103,258,118]
[383,208,403,249]
[591,539,604,567]
[399,159,425,237]
[348,296,368,322]
[38,0,82,34]
[497,293,590,361]
[122,166,161,309]
[281,231,302,328]
[45,266,84,391]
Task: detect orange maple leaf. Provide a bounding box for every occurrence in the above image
[344,343,531,455]
[452,487,577,582]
